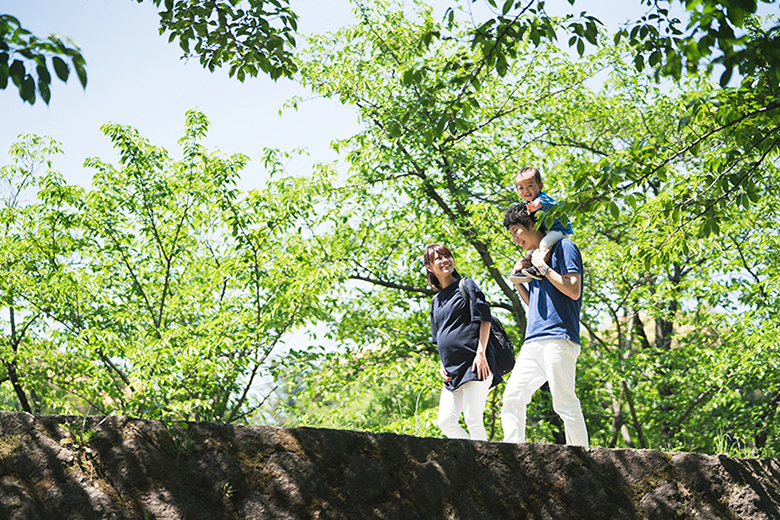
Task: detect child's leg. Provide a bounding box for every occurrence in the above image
[539,230,566,252]
[522,231,568,280]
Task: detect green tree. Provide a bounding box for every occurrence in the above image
[463,0,779,87]
[462,0,780,240]
[268,1,779,454]
[273,0,611,439]
[0,14,87,104]
[0,111,333,422]
[138,0,299,81]
[0,134,67,412]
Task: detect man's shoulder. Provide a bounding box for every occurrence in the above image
[552,238,582,271]
[553,237,580,254]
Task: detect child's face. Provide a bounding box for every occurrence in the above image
[515,170,543,202]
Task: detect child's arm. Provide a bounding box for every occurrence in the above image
[526,192,557,213]
[533,192,558,212]
[526,199,543,212]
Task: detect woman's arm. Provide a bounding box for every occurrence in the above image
[472,320,491,380]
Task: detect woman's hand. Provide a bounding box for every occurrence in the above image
[472,351,490,381]
[440,364,452,383]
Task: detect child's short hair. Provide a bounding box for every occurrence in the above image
[515,166,542,185]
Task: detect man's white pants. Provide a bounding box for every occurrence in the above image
[501,338,589,446]
[438,377,492,441]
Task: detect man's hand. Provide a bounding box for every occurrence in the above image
[440,364,452,383]
[531,249,549,270]
[512,256,532,275]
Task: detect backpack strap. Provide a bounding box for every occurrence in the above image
[458,278,469,310]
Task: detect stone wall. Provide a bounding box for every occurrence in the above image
[0,412,779,519]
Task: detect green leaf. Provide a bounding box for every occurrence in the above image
[72,56,87,88]
[9,59,24,82]
[502,0,513,16]
[52,56,69,81]
[38,79,51,104]
[719,66,733,87]
[20,75,35,104]
[634,53,645,71]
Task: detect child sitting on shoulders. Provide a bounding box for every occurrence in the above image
[510,166,573,282]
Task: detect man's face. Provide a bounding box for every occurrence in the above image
[508,223,536,251]
[515,170,543,203]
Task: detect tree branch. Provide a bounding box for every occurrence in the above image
[350,274,435,296]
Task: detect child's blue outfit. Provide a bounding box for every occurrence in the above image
[532,192,573,235]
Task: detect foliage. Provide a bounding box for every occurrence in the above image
[469,0,780,90]
[266,1,780,455]
[464,0,780,238]
[0,111,333,422]
[612,0,780,88]
[0,14,87,104]
[140,0,299,81]
[273,0,608,438]
[1,0,298,105]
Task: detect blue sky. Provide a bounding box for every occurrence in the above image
[1,0,650,191]
[1,0,362,189]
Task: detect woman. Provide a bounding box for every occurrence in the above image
[424,243,502,441]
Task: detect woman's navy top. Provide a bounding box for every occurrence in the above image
[430,277,502,391]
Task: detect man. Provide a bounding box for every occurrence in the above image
[501,203,589,446]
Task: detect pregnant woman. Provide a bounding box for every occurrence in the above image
[424,243,502,441]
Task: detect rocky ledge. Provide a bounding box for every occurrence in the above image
[0,412,779,519]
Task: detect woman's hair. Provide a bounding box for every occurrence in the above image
[423,243,462,291]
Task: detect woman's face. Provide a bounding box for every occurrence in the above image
[428,251,455,279]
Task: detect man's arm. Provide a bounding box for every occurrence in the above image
[531,249,581,300]
[511,258,531,305]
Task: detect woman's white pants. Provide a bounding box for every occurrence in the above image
[438,377,492,441]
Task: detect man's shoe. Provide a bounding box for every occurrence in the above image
[509,271,531,284]
[522,265,544,281]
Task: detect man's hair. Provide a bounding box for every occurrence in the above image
[423,243,462,292]
[516,166,542,185]
[503,203,537,230]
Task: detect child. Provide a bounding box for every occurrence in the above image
[511,166,573,281]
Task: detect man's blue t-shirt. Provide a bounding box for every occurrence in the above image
[525,239,583,344]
